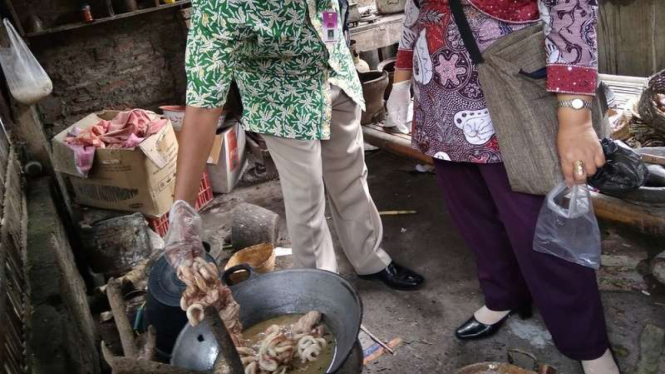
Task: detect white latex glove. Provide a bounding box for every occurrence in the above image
[385,80,412,134]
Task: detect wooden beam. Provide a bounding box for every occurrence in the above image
[26,0,192,38]
[598,0,665,76]
[591,191,665,237]
[349,14,404,52]
[101,342,202,374]
[362,124,433,165]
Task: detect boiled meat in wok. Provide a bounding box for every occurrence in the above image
[176,260,330,374]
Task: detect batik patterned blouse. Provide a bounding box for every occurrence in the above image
[395,0,599,163]
[185,0,364,141]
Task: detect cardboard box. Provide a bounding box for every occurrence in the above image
[173,131,223,165]
[52,110,179,217]
[207,120,246,193]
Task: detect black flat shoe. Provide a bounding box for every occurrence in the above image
[358,262,425,291]
[455,305,532,341]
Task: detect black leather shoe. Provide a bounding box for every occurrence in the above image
[358,262,425,291]
[455,305,532,341]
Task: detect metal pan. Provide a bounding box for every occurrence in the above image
[171,264,363,373]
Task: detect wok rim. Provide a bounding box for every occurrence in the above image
[172,268,364,374]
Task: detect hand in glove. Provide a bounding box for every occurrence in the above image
[164,200,205,269]
[385,80,412,134]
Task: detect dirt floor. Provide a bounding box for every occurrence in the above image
[199,150,665,374]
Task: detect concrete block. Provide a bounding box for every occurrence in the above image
[27,177,100,374]
[90,213,153,277]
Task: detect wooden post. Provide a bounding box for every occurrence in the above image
[106,278,138,358]
[101,343,202,374]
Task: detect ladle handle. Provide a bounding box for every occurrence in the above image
[221,264,258,287]
[204,306,244,374]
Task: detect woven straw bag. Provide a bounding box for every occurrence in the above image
[638,69,665,133]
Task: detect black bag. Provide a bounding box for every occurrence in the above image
[587,138,649,195]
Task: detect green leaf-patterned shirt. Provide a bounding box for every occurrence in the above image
[185,0,365,140]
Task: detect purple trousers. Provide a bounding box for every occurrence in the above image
[434,160,609,361]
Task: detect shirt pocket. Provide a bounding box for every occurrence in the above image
[253,15,311,57]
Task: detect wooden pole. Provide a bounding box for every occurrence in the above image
[140,325,157,361]
[361,125,433,165]
[101,342,202,374]
[204,306,244,374]
[106,278,138,358]
[591,191,665,236]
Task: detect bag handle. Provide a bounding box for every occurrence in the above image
[3,19,22,50]
[448,0,484,64]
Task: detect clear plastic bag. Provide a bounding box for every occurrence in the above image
[533,182,601,269]
[0,19,53,105]
[164,200,205,269]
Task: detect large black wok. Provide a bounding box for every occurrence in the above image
[171,265,363,373]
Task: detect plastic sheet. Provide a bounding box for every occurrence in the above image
[533,182,601,269]
[164,200,205,269]
[0,19,52,105]
[588,138,648,195]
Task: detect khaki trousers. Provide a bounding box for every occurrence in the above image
[262,85,392,275]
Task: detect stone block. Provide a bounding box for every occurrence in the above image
[598,232,650,291]
[634,324,665,374]
[651,250,665,285]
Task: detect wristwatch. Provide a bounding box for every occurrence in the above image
[557,98,592,111]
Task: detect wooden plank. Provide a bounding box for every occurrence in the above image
[350,14,404,52]
[598,0,664,77]
[361,125,433,165]
[26,0,191,38]
[365,123,411,141]
[655,0,665,75]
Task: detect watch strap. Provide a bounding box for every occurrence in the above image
[557,99,592,110]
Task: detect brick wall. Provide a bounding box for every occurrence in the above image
[28,10,188,138]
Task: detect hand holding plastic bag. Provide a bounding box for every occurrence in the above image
[0,19,53,105]
[164,200,205,269]
[533,182,601,269]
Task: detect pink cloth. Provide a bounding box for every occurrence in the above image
[65,109,168,176]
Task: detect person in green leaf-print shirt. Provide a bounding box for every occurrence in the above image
[172,0,425,290]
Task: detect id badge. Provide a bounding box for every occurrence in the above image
[322,11,339,44]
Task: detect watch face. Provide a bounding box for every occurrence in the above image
[571,99,584,110]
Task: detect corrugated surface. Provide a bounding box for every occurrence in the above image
[0,137,28,374]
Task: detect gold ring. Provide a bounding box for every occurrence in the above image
[573,160,585,177]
